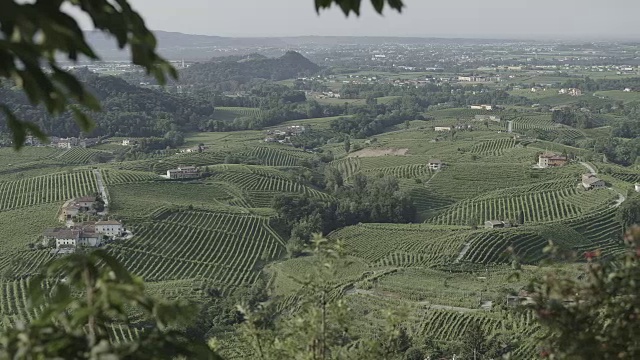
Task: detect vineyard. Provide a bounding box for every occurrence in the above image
[429,187,616,226]
[425,163,583,200]
[109,210,284,293]
[100,169,160,185]
[0,170,97,211]
[210,168,331,207]
[470,138,517,156]
[214,107,263,121]
[241,147,314,167]
[56,148,112,165]
[329,224,466,267]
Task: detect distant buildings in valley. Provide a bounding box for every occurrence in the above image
[474,115,501,122]
[25,136,100,149]
[558,88,582,96]
[470,104,493,111]
[434,126,452,132]
[264,125,307,143]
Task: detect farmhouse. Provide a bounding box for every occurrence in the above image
[166,166,200,179]
[434,126,452,132]
[470,104,493,111]
[428,159,443,171]
[559,88,582,96]
[485,220,512,229]
[582,174,606,190]
[43,229,81,249]
[95,220,123,237]
[635,183,640,193]
[538,153,569,168]
[122,139,131,146]
[474,115,501,122]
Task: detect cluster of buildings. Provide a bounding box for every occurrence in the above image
[61,196,101,220]
[166,166,200,180]
[43,220,124,253]
[264,125,307,143]
[473,115,501,122]
[25,136,99,148]
[558,88,583,97]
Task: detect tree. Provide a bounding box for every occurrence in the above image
[530,226,640,359]
[518,210,525,225]
[344,137,351,153]
[459,321,489,359]
[617,196,640,231]
[0,0,176,148]
[0,0,403,149]
[0,250,219,359]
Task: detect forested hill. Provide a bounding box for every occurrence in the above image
[179,51,321,91]
[0,70,215,138]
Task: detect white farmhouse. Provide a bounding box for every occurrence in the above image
[434,126,452,132]
[428,159,443,171]
[635,183,640,193]
[95,220,123,237]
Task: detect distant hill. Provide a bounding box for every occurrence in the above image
[178,51,321,91]
[0,69,215,138]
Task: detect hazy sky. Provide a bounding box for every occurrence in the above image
[105,0,640,39]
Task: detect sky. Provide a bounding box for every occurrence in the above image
[86,0,640,40]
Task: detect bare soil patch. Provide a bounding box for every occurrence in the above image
[347,148,409,158]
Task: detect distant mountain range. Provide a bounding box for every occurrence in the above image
[83,30,520,61]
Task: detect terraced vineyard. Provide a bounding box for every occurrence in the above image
[214,107,263,121]
[57,148,111,164]
[242,147,314,167]
[419,309,540,357]
[460,229,549,264]
[100,169,160,185]
[330,224,466,267]
[609,170,640,184]
[210,170,331,207]
[0,278,38,327]
[109,210,284,293]
[430,187,616,226]
[426,163,583,200]
[470,138,516,156]
[0,170,97,210]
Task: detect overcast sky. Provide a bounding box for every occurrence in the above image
[105,0,639,39]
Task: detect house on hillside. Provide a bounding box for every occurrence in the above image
[538,153,569,168]
[485,220,512,229]
[166,166,200,179]
[434,126,452,132]
[76,196,95,211]
[635,183,640,193]
[43,229,81,249]
[95,220,123,237]
[470,104,493,111]
[474,115,501,122]
[428,159,443,171]
[582,174,606,190]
